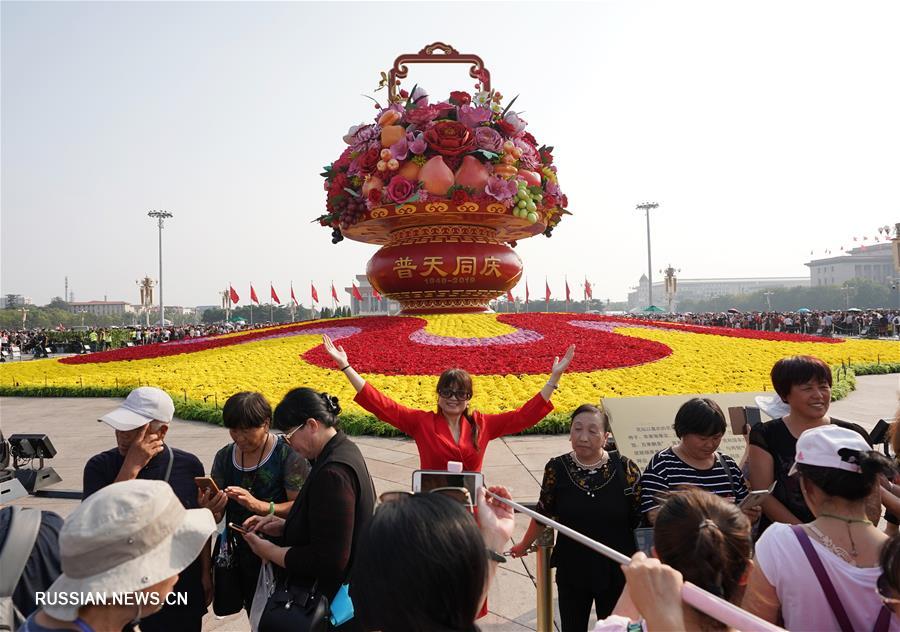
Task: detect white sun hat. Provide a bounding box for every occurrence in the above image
[99,387,175,431]
[788,424,870,476]
[42,479,216,621]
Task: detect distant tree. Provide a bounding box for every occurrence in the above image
[47,296,69,309]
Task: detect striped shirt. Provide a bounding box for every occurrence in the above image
[639,447,748,516]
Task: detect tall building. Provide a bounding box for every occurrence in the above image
[345,275,399,316]
[806,242,895,286]
[0,295,33,308]
[67,301,135,316]
[627,275,808,311]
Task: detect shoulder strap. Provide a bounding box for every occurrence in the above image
[0,507,42,597]
[163,445,174,483]
[717,452,737,497]
[609,450,626,488]
[873,605,892,632]
[790,525,854,632]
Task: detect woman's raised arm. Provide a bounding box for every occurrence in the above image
[323,334,365,393]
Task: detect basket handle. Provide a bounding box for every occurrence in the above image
[387,42,490,102]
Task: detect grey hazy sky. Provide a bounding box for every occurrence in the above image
[3,1,899,307]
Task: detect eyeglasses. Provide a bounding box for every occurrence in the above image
[438,388,472,401]
[379,486,475,513]
[876,573,900,607]
[282,423,306,441]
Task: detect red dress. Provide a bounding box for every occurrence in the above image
[354,382,554,471]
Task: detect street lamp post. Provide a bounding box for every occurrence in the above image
[147,211,173,328]
[763,291,774,312]
[636,203,659,308]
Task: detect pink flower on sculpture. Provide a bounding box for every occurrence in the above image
[385,175,417,203]
[485,175,518,202]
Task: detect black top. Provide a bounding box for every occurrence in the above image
[280,431,375,598]
[640,448,748,516]
[749,418,871,534]
[537,452,641,590]
[82,445,208,622]
[0,507,63,619]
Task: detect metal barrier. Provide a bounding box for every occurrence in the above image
[521,502,555,632]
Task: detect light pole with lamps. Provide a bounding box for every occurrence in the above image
[636,203,659,308]
[147,211,173,328]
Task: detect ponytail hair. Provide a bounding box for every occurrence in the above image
[796,448,896,500]
[273,387,342,431]
[654,488,752,630]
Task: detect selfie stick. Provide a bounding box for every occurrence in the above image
[486,490,783,632]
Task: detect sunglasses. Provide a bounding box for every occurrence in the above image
[379,486,475,513]
[876,573,900,607]
[438,388,472,401]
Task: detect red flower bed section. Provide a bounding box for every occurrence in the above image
[301,313,672,375]
[596,316,843,344]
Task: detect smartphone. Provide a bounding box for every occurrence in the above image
[728,407,747,435]
[728,406,763,435]
[739,482,777,510]
[412,470,484,499]
[870,419,892,446]
[194,476,220,495]
[228,522,249,535]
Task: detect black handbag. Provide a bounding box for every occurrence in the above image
[258,580,330,632]
[212,531,244,616]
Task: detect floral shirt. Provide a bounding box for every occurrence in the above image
[211,434,309,526]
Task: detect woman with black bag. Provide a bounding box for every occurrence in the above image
[199,392,308,616]
[242,387,376,632]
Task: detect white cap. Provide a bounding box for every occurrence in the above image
[788,424,870,476]
[99,387,175,431]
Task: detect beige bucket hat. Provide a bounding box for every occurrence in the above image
[43,479,215,621]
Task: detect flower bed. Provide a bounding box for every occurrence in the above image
[2,314,897,434]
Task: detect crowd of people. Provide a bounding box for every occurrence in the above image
[3,339,900,631]
[625,308,900,337]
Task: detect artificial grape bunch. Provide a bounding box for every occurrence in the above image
[512,179,542,224]
[336,194,367,231]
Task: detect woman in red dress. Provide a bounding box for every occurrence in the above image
[322,334,575,472]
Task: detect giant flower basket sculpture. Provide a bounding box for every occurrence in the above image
[319,43,569,314]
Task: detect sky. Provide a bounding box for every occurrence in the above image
[2,0,899,307]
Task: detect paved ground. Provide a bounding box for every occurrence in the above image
[2,373,897,631]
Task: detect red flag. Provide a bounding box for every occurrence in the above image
[290,283,298,306]
[229,285,240,304]
[506,289,514,302]
[331,282,340,303]
[525,280,530,302]
[372,287,382,301]
[250,284,259,305]
[352,284,363,301]
[270,283,280,304]
[584,278,593,300]
[545,280,551,302]
[565,279,571,302]
[311,283,319,303]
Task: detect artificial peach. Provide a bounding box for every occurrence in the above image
[418,155,454,195]
[398,161,421,180]
[454,155,489,192]
[517,169,542,188]
[381,125,405,147]
[378,110,402,126]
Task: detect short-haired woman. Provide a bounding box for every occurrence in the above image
[743,425,898,630]
[748,356,872,535]
[640,398,756,525]
[242,388,375,632]
[509,404,641,632]
[197,391,309,613]
[323,333,575,472]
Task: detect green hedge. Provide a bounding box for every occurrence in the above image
[2,362,897,436]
